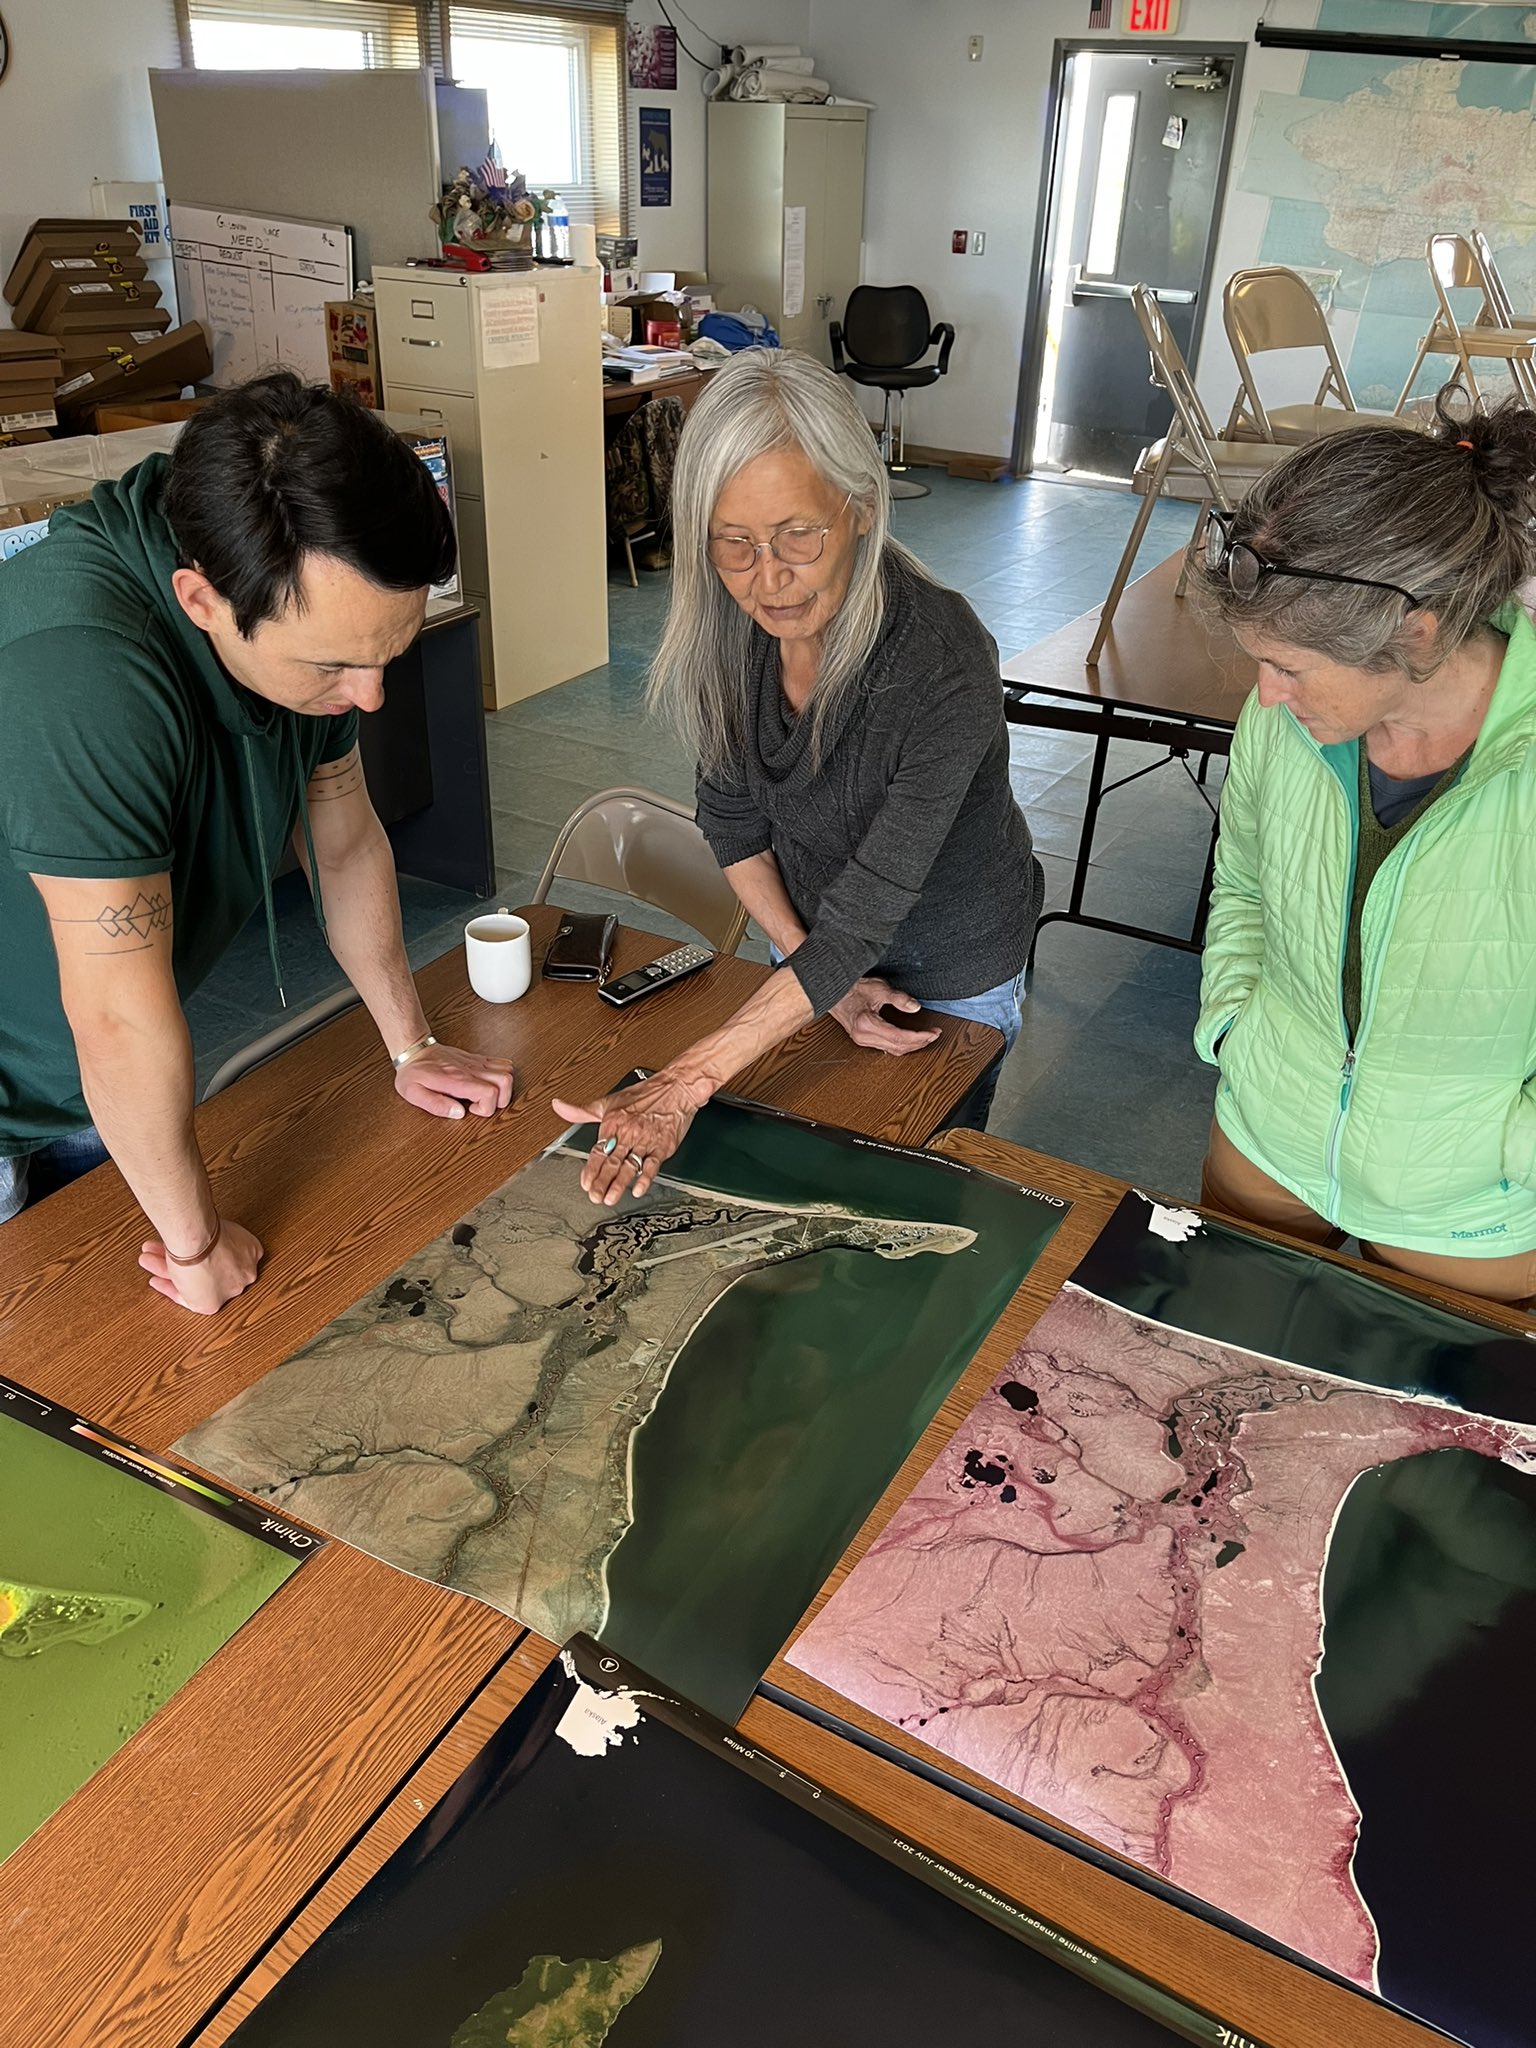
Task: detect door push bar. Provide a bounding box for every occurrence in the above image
[1069,268,1196,304]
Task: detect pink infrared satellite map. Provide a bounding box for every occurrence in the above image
[787,1285,1536,1988]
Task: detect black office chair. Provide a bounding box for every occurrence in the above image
[829,285,955,499]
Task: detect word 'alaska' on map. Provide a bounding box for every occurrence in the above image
[174,1146,973,1645]
[787,1285,1536,1989]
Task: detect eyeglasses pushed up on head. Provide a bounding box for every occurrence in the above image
[1203,507,1424,609]
[708,493,854,575]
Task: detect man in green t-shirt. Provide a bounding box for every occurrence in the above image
[0,371,514,1312]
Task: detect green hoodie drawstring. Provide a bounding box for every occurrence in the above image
[243,734,286,1009]
[241,732,331,1011]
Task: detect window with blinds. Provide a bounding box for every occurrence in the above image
[446,5,626,234]
[180,1,429,68]
[180,1,628,234]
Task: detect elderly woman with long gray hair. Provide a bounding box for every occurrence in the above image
[554,348,1042,1204]
[1193,393,1536,1304]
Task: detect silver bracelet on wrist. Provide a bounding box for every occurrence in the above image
[391,1031,438,1070]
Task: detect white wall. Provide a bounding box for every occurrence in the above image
[625,0,812,273]
[0,0,181,326]
[804,0,1321,459]
[0,0,1316,448]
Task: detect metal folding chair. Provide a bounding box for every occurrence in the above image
[1222,266,1398,442]
[533,788,749,955]
[1395,233,1536,412]
[1087,286,1291,667]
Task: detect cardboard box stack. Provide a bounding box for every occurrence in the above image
[0,331,64,444]
[53,323,214,424]
[3,217,212,431]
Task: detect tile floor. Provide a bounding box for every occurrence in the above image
[190,473,1220,1200]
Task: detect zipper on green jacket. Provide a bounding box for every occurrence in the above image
[1319,740,1359,1213]
[1323,763,1478,1213]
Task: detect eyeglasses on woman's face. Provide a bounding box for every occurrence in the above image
[1204,508,1424,609]
[707,492,855,575]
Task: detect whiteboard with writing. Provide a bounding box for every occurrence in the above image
[168,203,353,388]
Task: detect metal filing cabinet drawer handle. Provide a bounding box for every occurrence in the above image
[407,336,442,346]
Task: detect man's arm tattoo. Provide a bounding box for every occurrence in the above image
[49,890,173,955]
[306,754,365,802]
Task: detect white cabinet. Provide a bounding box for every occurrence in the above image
[374,265,608,710]
[706,103,867,365]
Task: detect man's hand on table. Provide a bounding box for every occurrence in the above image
[139,1215,265,1315]
[553,1069,713,1207]
[394,1042,515,1120]
[830,977,941,1054]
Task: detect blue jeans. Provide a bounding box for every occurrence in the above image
[920,970,1027,1133]
[771,952,1027,1135]
[0,1127,110,1224]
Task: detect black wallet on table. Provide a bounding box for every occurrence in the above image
[542,911,618,982]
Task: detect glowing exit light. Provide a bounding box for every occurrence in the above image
[1123,0,1181,30]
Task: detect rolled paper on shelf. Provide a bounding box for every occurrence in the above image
[731,68,831,100]
[731,43,803,64]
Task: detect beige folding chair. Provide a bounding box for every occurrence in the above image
[1222,267,1399,442]
[1472,229,1536,334]
[532,787,749,955]
[1395,233,1536,412]
[1087,286,1292,666]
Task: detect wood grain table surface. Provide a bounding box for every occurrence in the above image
[1001,549,1256,726]
[0,905,999,2048]
[181,1130,1510,2048]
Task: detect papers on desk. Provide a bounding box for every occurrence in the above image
[602,342,696,386]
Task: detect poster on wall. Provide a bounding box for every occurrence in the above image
[639,106,672,208]
[628,22,678,90]
[788,1190,1536,2048]
[173,1095,1068,1723]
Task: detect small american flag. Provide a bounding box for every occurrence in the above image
[475,150,505,193]
[1088,0,1113,24]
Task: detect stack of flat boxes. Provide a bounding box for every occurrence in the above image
[3,220,170,433]
[1,219,211,432]
[0,332,62,446]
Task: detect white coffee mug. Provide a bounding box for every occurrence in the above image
[465,908,532,1003]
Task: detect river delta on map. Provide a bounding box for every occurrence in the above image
[787,1284,1536,2001]
[1235,2,1536,408]
[174,1142,976,1653]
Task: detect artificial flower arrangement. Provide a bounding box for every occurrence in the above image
[430,162,545,250]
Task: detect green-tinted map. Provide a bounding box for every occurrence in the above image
[1237,3,1536,405]
[0,1399,304,1864]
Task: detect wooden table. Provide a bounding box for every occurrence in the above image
[0,906,1001,2048]
[180,1128,1489,2048]
[1002,549,1256,961]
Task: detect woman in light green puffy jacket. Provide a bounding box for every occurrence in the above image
[1192,394,1536,1306]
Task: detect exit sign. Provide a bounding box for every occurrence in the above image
[1123,0,1180,29]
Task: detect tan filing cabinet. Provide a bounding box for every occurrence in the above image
[374,264,609,710]
[707,102,868,368]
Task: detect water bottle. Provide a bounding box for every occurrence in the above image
[549,194,570,263]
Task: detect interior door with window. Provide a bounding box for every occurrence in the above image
[1026,48,1240,482]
